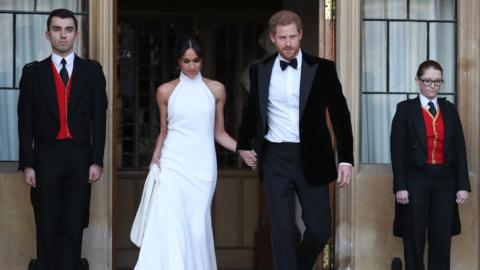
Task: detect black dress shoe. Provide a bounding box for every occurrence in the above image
[28,258,89,270]
[80,258,89,270]
[28,259,37,270]
[392,257,402,270]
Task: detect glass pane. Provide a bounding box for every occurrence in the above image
[430,23,455,93]
[37,0,87,12]
[362,21,386,92]
[15,14,50,87]
[389,22,427,93]
[75,15,87,57]
[16,14,87,87]
[410,0,455,20]
[361,94,407,163]
[0,90,19,161]
[364,0,406,19]
[438,94,455,103]
[0,15,13,87]
[0,0,32,10]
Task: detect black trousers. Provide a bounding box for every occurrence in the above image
[402,165,456,270]
[31,140,91,270]
[261,141,331,270]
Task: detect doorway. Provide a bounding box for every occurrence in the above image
[115,1,326,269]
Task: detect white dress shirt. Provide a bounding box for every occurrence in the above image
[265,50,302,143]
[264,51,352,168]
[51,52,75,79]
[419,93,439,113]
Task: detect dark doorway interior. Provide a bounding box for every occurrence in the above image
[115,1,322,269]
[117,1,280,171]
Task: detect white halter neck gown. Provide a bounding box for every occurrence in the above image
[134,72,217,270]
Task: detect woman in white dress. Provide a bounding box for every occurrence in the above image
[134,34,244,270]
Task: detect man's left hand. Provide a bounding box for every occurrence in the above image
[89,164,103,183]
[337,164,352,188]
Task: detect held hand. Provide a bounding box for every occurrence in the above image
[148,154,160,168]
[23,167,36,188]
[89,164,103,183]
[238,150,257,170]
[456,190,469,205]
[396,190,409,205]
[337,164,352,188]
[149,156,161,169]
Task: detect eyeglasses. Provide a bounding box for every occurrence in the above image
[419,78,444,87]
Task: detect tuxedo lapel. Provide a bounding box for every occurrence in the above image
[38,57,59,120]
[438,98,453,151]
[68,55,87,115]
[258,55,275,126]
[411,96,427,151]
[299,54,318,117]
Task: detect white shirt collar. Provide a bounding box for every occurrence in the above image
[276,50,303,70]
[419,93,438,110]
[51,52,75,73]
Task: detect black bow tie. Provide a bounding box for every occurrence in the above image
[280,58,298,71]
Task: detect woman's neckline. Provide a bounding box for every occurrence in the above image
[180,72,202,82]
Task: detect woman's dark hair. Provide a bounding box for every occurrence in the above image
[175,33,204,61]
[416,60,443,78]
[47,8,78,31]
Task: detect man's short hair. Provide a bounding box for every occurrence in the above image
[268,10,303,35]
[47,8,78,31]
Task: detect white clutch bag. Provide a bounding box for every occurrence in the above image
[130,165,160,247]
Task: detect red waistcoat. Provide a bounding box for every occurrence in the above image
[51,62,73,140]
[422,108,444,164]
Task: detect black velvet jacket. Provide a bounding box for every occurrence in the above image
[237,52,354,186]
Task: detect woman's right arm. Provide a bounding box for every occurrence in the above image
[150,83,172,168]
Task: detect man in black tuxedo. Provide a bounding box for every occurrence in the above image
[391,60,469,270]
[17,9,107,270]
[237,10,353,270]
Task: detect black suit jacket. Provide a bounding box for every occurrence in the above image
[237,52,354,186]
[17,55,108,170]
[390,96,470,236]
[390,96,470,192]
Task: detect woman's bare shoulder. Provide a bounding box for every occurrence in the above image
[157,79,179,100]
[203,78,225,95]
[157,79,179,93]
